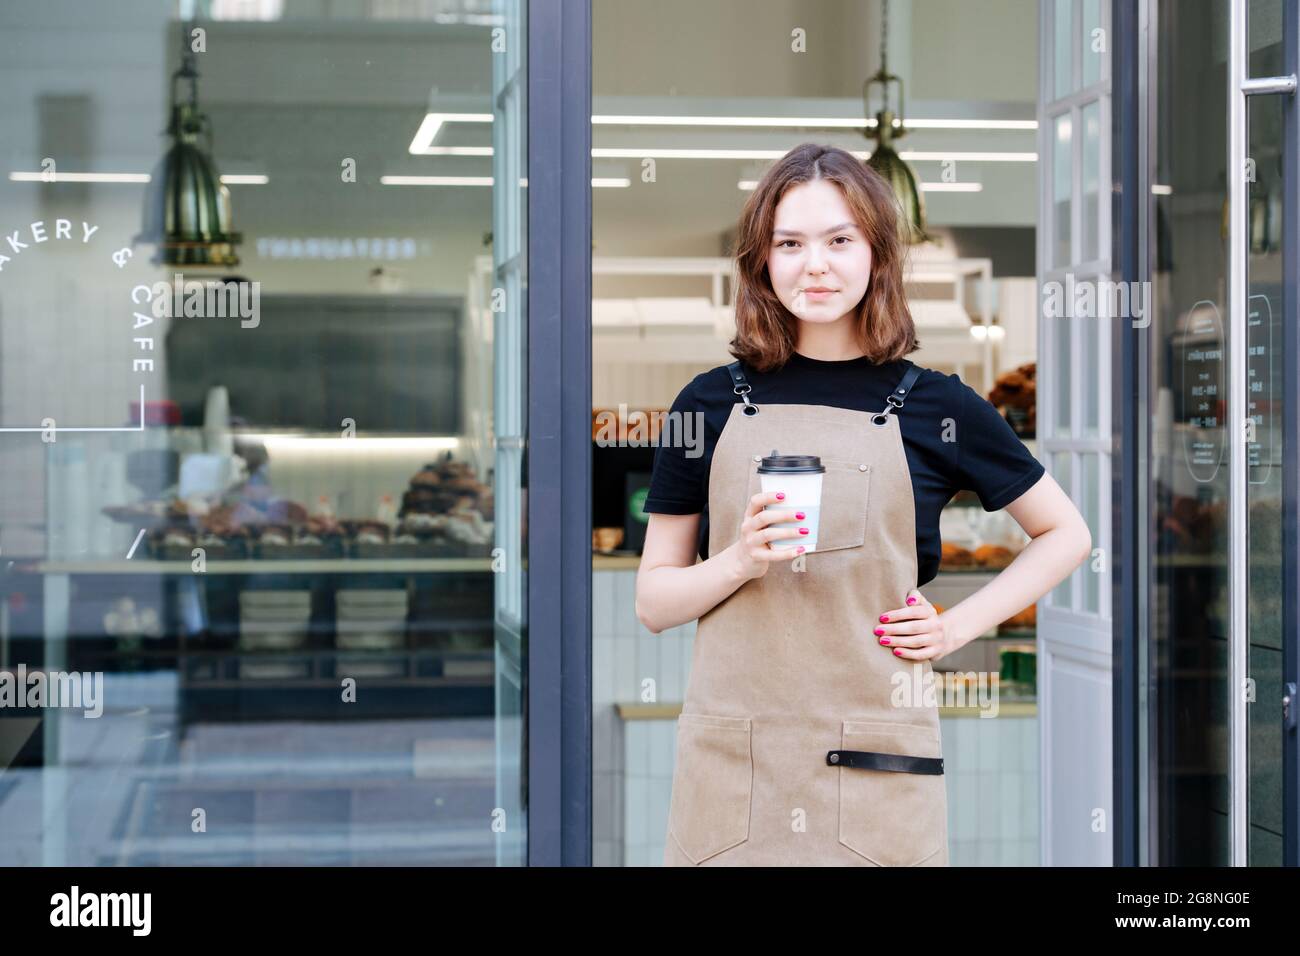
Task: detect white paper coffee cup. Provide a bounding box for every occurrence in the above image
[757,451,824,552]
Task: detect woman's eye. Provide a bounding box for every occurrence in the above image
[832,236,850,245]
[777,240,798,248]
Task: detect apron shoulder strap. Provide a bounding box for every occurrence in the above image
[878,362,923,418]
[727,359,758,414]
[726,359,749,392]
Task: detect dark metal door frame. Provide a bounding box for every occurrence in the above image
[526,0,593,866]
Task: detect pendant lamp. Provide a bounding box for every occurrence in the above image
[138,21,242,267]
[863,0,932,246]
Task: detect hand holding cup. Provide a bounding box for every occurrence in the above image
[732,489,808,580]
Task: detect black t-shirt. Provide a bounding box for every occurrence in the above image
[642,352,1044,586]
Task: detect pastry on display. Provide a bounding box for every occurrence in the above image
[940,541,976,568]
[107,450,494,560]
[999,604,1037,632]
[987,362,1036,437]
[356,453,495,557]
[973,544,1017,568]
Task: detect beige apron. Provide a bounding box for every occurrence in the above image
[663,359,949,867]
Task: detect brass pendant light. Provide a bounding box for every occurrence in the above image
[863,0,932,245]
[138,18,242,267]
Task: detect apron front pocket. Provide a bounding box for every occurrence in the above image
[743,459,870,554]
[835,719,947,866]
[666,714,753,863]
[816,460,871,552]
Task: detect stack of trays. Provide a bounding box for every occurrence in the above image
[335,589,409,651]
[238,590,312,652]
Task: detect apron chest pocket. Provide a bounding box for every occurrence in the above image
[836,720,948,866]
[666,714,753,863]
[743,459,871,554]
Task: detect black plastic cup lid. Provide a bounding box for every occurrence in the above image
[757,450,824,474]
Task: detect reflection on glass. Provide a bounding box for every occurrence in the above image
[0,0,527,866]
[1081,453,1099,613]
[1083,293,1101,436]
[1054,0,1074,99]
[1050,451,1073,608]
[1082,101,1100,263]
[1245,2,1284,865]
[1056,314,1072,435]
[1149,0,1229,865]
[1081,0,1102,86]
[1054,113,1073,269]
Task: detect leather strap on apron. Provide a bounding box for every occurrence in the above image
[826,750,945,774]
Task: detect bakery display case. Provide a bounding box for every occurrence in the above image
[15,426,499,727]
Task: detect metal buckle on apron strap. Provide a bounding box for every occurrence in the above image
[727,360,760,415]
[826,750,945,774]
[871,363,924,426]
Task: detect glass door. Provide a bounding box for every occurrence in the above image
[1145,0,1296,865]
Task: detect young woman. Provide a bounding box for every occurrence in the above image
[637,143,1091,867]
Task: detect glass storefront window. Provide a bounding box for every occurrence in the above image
[0,0,528,866]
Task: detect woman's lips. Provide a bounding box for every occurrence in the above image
[802,288,837,299]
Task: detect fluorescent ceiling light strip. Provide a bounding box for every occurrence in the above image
[248,434,462,451]
[408,112,495,153]
[382,175,495,185]
[416,112,1035,131]
[410,146,496,156]
[414,145,1035,162]
[9,172,268,183]
[592,114,1036,130]
[596,147,840,160]
[8,171,150,183]
[900,150,1036,162]
[381,175,623,187]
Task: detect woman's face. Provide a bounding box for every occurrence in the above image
[765,178,872,325]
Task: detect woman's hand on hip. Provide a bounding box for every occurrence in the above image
[873,589,959,661]
[729,490,807,580]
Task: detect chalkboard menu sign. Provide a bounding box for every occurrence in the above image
[1177,300,1224,482]
[1248,293,1275,484]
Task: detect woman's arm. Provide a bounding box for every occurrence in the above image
[635,492,805,634]
[874,472,1093,660]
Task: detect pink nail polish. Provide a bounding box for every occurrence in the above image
[798,527,809,534]
[796,546,805,553]
[906,596,917,606]
[795,512,805,520]
[879,614,889,623]
[879,638,890,645]
[873,627,884,636]
[775,492,785,499]
[893,649,902,656]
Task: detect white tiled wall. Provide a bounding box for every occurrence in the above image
[594,567,1041,867]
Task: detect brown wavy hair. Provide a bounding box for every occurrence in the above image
[729,142,919,372]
